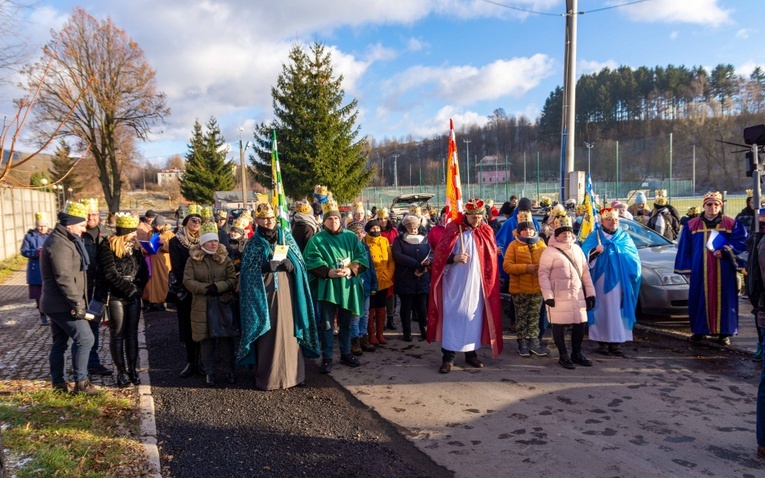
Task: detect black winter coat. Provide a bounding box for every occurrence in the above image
[94,240,149,302]
[392,233,432,295]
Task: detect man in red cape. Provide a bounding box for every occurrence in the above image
[427,198,503,373]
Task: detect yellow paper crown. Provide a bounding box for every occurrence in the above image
[34,211,48,221]
[240,209,253,221]
[654,189,668,206]
[216,209,227,220]
[201,221,218,235]
[747,189,753,197]
[540,196,551,207]
[232,216,250,231]
[377,207,389,219]
[322,199,339,215]
[64,201,88,219]
[294,200,312,215]
[553,215,573,231]
[687,206,700,215]
[551,204,567,218]
[200,206,214,218]
[187,204,201,216]
[354,201,364,213]
[314,184,328,196]
[575,204,587,215]
[703,191,723,205]
[80,198,99,213]
[599,208,619,220]
[255,202,275,218]
[516,210,533,224]
[114,212,139,229]
[408,204,421,215]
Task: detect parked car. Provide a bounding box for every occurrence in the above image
[390,193,435,220]
[227,208,249,226]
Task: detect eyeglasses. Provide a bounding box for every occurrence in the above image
[189,218,201,224]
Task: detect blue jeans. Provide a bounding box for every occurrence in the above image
[49,313,95,383]
[317,301,352,358]
[351,296,370,339]
[71,315,103,368]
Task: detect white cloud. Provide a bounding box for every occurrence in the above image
[618,0,732,27]
[365,43,398,62]
[737,61,764,78]
[406,37,429,52]
[577,59,618,76]
[736,28,753,39]
[669,31,679,40]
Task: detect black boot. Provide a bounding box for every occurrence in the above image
[570,323,592,366]
[127,363,141,385]
[115,366,131,388]
[179,362,196,378]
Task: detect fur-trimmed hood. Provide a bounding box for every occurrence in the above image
[189,243,229,264]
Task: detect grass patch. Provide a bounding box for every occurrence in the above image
[0,254,27,284]
[0,381,155,477]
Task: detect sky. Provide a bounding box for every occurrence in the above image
[1,0,763,166]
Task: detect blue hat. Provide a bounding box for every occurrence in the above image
[635,192,646,204]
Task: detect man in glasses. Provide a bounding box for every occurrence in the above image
[427,198,503,373]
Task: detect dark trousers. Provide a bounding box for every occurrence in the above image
[399,293,428,338]
[441,348,478,364]
[107,298,141,369]
[70,314,103,369]
[317,301,353,358]
[199,337,235,374]
[49,313,95,383]
[552,323,585,357]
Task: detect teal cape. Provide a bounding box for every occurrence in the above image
[581,226,642,329]
[237,226,320,365]
[302,229,369,316]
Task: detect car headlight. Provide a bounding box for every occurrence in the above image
[657,270,688,285]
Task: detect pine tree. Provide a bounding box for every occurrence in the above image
[251,42,371,203]
[180,117,236,204]
[48,139,82,194]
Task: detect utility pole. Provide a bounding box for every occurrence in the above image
[560,0,578,202]
[463,139,471,198]
[585,142,594,177]
[392,153,400,190]
[239,128,248,209]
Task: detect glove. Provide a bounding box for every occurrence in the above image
[544,299,555,308]
[262,261,280,273]
[73,308,87,320]
[280,258,294,273]
[585,296,596,311]
[206,284,219,296]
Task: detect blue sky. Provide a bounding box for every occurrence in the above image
[1,0,763,166]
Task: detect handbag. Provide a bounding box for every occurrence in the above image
[167,271,188,302]
[552,246,595,311]
[207,296,239,338]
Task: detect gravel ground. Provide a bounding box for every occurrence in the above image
[144,310,452,478]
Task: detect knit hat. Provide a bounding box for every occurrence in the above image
[145,209,157,218]
[703,191,723,206]
[322,198,340,219]
[347,221,364,234]
[610,200,626,211]
[59,201,88,226]
[199,221,219,245]
[35,211,49,227]
[499,201,514,216]
[153,215,167,227]
[464,198,486,216]
[634,192,646,204]
[653,190,668,207]
[553,215,574,237]
[402,215,420,229]
[115,212,139,236]
[518,197,532,211]
[516,210,534,232]
[364,219,381,233]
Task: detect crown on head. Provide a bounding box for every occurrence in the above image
[216,209,227,220]
[747,189,754,197]
[599,207,619,220]
[240,209,253,221]
[354,201,364,213]
[408,204,421,215]
[575,204,587,215]
[539,196,552,207]
[516,210,533,224]
[201,221,218,235]
[80,198,99,213]
[377,207,389,219]
[687,206,700,215]
[34,211,48,221]
[200,206,214,218]
[314,184,328,196]
[294,200,312,215]
[232,216,250,231]
[654,189,668,206]
[187,204,201,216]
[553,215,573,231]
[64,201,88,220]
[703,191,723,206]
[322,198,339,215]
[115,212,139,229]
[255,202,275,218]
[464,198,486,215]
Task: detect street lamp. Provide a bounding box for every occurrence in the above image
[392,153,400,190]
[67,187,73,201]
[584,142,594,177]
[239,127,252,209]
[463,139,471,198]
[41,178,48,191]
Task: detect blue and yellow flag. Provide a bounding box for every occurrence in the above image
[270,130,290,230]
[577,173,598,242]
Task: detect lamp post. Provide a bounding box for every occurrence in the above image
[41,178,48,191]
[239,127,252,209]
[463,139,471,198]
[67,187,73,201]
[584,142,594,177]
[392,153,400,190]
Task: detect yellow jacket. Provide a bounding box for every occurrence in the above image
[503,238,546,294]
[364,235,395,290]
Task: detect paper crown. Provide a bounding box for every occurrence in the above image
[599,207,619,220]
[216,209,227,220]
[294,200,312,215]
[255,202,275,218]
[377,207,390,219]
[314,184,328,196]
[703,191,723,206]
[464,198,486,215]
[200,206,214,218]
[654,189,668,206]
[687,206,700,215]
[35,211,48,222]
[550,204,567,219]
[354,201,364,213]
[64,201,88,220]
[201,221,218,235]
[516,210,533,225]
[322,198,340,215]
[575,204,587,215]
[231,216,250,231]
[187,204,201,216]
[114,212,139,229]
[747,189,753,197]
[539,196,552,207]
[240,209,253,221]
[553,215,573,232]
[408,204,421,215]
[80,198,99,213]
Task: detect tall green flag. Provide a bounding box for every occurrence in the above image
[271,130,290,229]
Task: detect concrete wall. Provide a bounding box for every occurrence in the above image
[0,188,57,261]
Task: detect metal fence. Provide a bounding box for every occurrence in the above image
[0,188,57,261]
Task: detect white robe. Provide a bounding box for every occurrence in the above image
[587,231,633,343]
[441,228,484,352]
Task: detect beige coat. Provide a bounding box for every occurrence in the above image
[142,228,175,303]
[538,240,594,324]
[183,243,237,342]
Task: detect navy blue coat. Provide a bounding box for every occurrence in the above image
[392,234,431,295]
[21,229,49,285]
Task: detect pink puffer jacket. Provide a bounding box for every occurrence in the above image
[538,240,594,324]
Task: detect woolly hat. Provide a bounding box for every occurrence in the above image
[59,201,88,226]
[145,209,157,218]
[35,211,49,227]
[347,221,364,234]
[518,197,532,211]
[153,215,167,227]
[703,191,723,206]
[364,219,381,233]
[553,215,574,237]
[199,221,219,245]
[634,191,646,204]
[499,201,514,216]
[402,215,420,229]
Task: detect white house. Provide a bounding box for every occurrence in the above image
[158,168,183,187]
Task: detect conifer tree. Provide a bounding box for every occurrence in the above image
[250,42,371,203]
[48,139,82,195]
[180,117,236,204]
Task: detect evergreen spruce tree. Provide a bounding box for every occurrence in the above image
[180,117,236,204]
[48,139,82,194]
[251,42,370,203]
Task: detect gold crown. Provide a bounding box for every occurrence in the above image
[240,209,253,221]
[255,202,275,218]
[34,211,48,221]
[201,221,218,235]
[294,200,312,215]
[703,191,723,205]
[64,201,88,219]
[114,212,139,229]
[599,207,619,220]
[687,206,700,215]
[654,189,668,206]
[354,201,364,213]
[322,199,339,215]
[516,210,533,224]
[216,209,227,220]
[187,204,201,215]
[80,198,99,213]
[232,216,250,231]
[539,196,551,207]
[377,207,389,219]
[553,215,573,231]
[314,184,328,196]
[408,204,421,215]
[747,189,753,197]
[200,206,214,218]
[464,198,486,215]
[575,204,587,214]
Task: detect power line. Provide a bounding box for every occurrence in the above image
[480,0,654,17]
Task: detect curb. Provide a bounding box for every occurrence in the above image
[635,323,754,356]
[137,312,162,478]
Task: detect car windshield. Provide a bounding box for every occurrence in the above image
[619,219,672,248]
[392,201,422,210]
